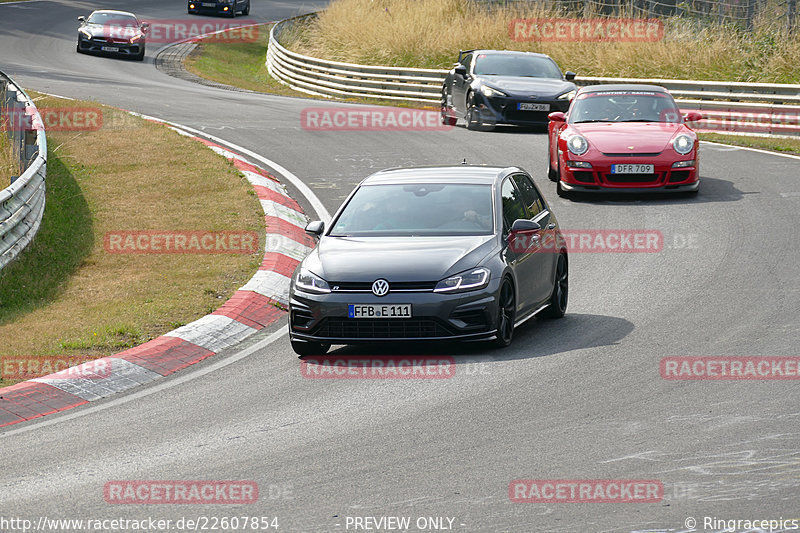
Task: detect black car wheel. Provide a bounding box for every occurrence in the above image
[548,153,559,182]
[465,93,484,131]
[291,339,330,356]
[440,91,457,126]
[540,253,568,319]
[242,1,250,15]
[76,42,82,54]
[135,47,145,61]
[493,278,516,347]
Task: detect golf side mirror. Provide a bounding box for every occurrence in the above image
[305,220,325,237]
[548,112,566,123]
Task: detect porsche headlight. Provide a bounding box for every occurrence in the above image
[673,134,694,155]
[481,85,507,98]
[567,134,589,155]
[558,89,577,100]
[434,267,490,293]
[295,268,331,294]
[79,29,92,38]
[130,34,142,43]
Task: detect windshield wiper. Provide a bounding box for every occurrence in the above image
[618,119,657,122]
[573,119,611,123]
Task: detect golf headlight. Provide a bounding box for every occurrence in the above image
[434,267,490,293]
[481,85,507,98]
[558,89,577,100]
[567,135,589,155]
[296,268,331,294]
[673,134,694,155]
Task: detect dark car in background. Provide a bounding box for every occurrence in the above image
[77,10,149,61]
[188,0,250,17]
[288,166,569,356]
[441,50,577,131]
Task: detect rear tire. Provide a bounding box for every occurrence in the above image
[291,339,330,356]
[540,253,568,319]
[492,278,516,347]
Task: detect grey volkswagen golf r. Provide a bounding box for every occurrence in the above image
[288,166,569,356]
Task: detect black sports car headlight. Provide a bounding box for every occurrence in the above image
[296,268,331,294]
[434,267,490,294]
[481,86,508,98]
[79,29,92,39]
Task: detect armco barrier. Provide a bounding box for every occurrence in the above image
[0,70,47,271]
[265,14,800,136]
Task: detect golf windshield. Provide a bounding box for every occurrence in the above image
[330,183,494,237]
[571,91,682,123]
[473,54,562,78]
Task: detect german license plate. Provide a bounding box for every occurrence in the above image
[348,304,411,318]
[101,46,119,52]
[611,164,654,174]
[202,2,215,6]
[518,102,550,111]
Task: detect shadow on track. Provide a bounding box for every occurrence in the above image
[302,313,633,365]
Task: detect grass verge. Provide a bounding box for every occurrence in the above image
[0,127,17,180]
[698,132,800,155]
[0,93,264,387]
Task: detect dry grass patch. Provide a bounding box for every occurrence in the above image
[0,94,264,386]
[285,0,800,83]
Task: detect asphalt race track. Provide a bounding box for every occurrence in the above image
[2,1,800,531]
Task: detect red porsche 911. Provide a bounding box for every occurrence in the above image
[547,84,702,197]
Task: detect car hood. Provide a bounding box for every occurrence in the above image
[304,235,497,283]
[572,122,685,153]
[81,22,141,39]
[480,76,573,98]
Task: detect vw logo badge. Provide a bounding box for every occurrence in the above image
[372,279,390,297]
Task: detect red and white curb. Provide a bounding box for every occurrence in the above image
[0,122,313,428]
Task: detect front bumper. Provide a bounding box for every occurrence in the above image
[559,154,699,192]
[476,93,570,127]
[289,279,502,344]
[78,37,143,56]
[188,2,237,15]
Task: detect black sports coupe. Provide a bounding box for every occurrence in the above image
[188,0,250,17]
[441,50,577,130]
[288,165,569,356]
[77,10,148,61]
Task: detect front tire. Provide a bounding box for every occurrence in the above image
[291,339,330,356]
[465,92,484,131]
[540,253,568,319]
[440,91,457,126]
[135,47,145,61]
[242,1,250,15]
[493,278,516,347]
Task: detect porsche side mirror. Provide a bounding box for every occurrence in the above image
[305,220,325,237]
[77,16,86,22]
[141,22,150,32]
[548,111,566,123]
[564,71,576,81]
[684,111,703,122]
[454,64,467,76]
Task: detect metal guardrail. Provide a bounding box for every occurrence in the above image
[0,71,47,271]
[266,13,800,136]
